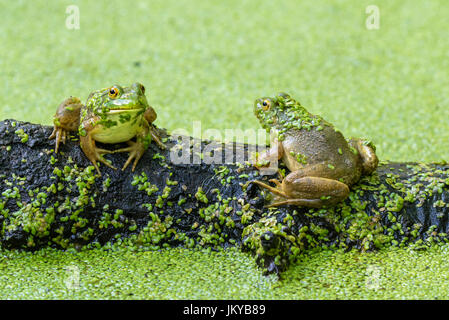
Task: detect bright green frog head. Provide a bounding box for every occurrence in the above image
[78,82,155,142]
[85,82,149,123]
[254,92,328,136]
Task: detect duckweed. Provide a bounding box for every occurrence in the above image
[2,244,449,299]
[14,129,29,143]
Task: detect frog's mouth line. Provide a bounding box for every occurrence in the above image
[107,107,145,113]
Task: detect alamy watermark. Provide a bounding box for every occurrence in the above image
[365,265,382,290]
[66,5,80,30]
[64,265,80,290]
[169,121,279,175]
[365,5,380,30]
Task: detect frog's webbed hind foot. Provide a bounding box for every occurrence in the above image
[269,179,282,188]
[114,140,146,172]
[249,180,287,198]
[349,138,379,175]
[88,148,116,175]
[49,127,68,153]
[80,135,116,175]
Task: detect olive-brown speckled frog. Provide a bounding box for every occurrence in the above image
[49,83,165,175]
[252,93,378,208]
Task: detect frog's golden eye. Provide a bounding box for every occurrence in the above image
[262,99,271,110]
[108,87,119,99]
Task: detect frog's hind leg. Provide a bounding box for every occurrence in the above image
[282,173,350,208]
[80,133,116,175]
[250,179,325,208]
[260,172,350,208]
[349,138,379,175]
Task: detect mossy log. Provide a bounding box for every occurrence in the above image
[1,120,449,274]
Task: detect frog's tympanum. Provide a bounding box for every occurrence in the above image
[252,93,378,208]
[49,83,165,175]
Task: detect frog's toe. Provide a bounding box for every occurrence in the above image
[96,154,117,170]
[250,180,287,198]
[157,141,166,150]
[48,127,57,140]
[269,179,282,188]
[96,148,113,154]
[61,131,67,145]
[121,154,134,171]
[89,149,117,175]
[49,127,67,153]
[113,143,133,154]
[122,152,144,172]
[150,130,166,150]
[114,141,145,172]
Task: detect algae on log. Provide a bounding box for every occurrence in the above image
[1,120,449,274]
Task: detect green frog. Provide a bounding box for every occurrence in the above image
[252,93,378,208]
[49,83,165,175]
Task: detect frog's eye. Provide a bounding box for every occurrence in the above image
[108,87,119,99]
[140,84,145,94]
[262,99,271,110]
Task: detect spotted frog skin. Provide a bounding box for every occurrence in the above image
[49,83,165,175]
[252,93,378,208]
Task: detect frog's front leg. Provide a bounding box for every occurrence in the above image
[149,126,166,150]
[144,107,166,150]
[349,138,379,175]
[49,97,83,153]
[113,123,151,172]
[79,121,116,175]
[252,168,350,208]
[253,139,284,169]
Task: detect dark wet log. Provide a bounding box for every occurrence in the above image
[1,120,449,274]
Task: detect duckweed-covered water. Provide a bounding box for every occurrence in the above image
[2,246,449,299]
